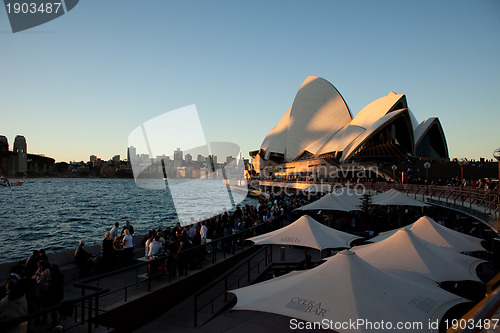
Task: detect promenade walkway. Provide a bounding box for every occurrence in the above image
[18,218,307,333]
[133,245,323,333]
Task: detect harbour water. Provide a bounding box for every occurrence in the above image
[0,178,256,264]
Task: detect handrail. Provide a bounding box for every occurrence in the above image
[74,219,275,288]
[193,244,272,327]
[194,245,269,300]
[3,287,109,332]
[67,216,283,331]
[446,272,500,333]
[361,183,499,220]
[487,273,500,296]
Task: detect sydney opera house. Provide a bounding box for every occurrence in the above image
[250,76,448,177]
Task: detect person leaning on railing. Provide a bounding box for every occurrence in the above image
[74,241,94,276]
[121,229,134,265]
[100,232,115,271]
[166,235,179,278]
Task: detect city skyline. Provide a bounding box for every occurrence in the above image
[1,134,243,166]
[1,1,499,163]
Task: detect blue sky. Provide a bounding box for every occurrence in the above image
[1,0,499,162]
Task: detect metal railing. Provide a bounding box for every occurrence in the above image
[193,245,273,327]
[68,216,284,331]
[3,218,284,333]
[258,180,499,220]
[446,273,500,333]
[3,287,109,333]
[360,183,499,220]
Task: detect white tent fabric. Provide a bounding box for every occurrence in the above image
[370,189,429,207]
[248,215,362,250]
[295,192,362,212]
[303,184,332,193]
[353,228,485,283]
[369,216,485,253]
[231,250,466,333]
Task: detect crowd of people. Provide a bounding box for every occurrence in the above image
[0,249,65,332]
[91,194,306,278]
[426,177,499,190]
[68,194,305,279]
[73,220,136,276]
[2,187,489,332]
[72,188,490,279]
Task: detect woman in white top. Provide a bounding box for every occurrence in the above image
[148,235,162,258]
[122,229,133,248]
[121,229,134,264]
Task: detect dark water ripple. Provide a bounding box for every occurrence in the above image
[0,178,256,264]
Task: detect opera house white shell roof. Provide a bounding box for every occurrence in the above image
[258,76,448,163]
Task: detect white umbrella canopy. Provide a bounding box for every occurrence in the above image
[370,189,429,207]
[295,192,362,212]
[369,216,485,253]
[248,215,362,251]
[231,250,466,333]
[409,216,485,252]
[353,228,485,283]
[303,184,332,193]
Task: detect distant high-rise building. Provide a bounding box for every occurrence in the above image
[174,148,183,168]
[113,155,120,165]
[164,158,174,168]
[185,153,192,164]
[127,146,137,163]
[174,148,183,162]
[197,154,204,163]
[226,156,234,164]
[139,154,150,164]
[90,155,97,164]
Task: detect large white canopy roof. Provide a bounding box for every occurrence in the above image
[248,215,362,250]
[295,192,362,212]
[369,216,485,253]
[370,189,429,207]
[354,228,485,283]
[231,250,466,332]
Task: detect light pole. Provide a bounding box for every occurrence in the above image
[392,165,397,183]
[494,148,500,222]
[494,148,500,185]
[458,157,467,186]
[424,162,431,185]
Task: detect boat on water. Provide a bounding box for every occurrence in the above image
[0,176,23,187]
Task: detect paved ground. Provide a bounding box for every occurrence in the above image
[24,238,315,333]
[21,221,500,333]
[134,245,324,333]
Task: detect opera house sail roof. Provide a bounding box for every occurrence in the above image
[255,76,448,165]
